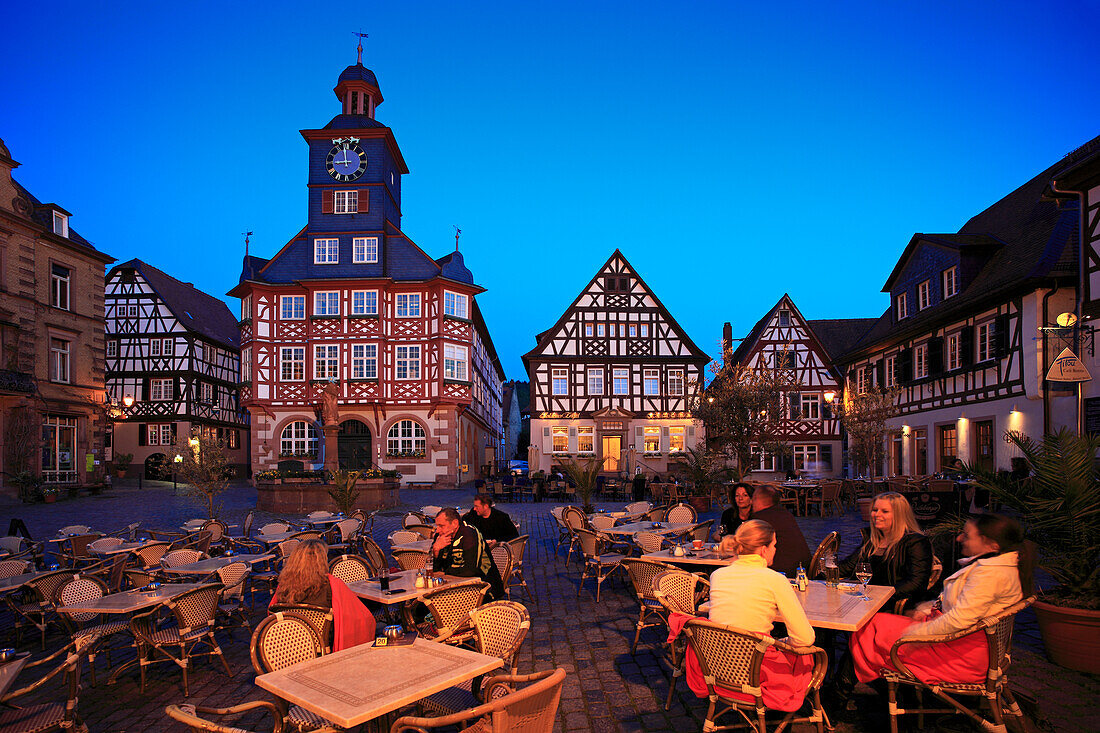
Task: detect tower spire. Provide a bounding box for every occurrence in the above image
[242,230,253,257]
[354,31,368,65]
[453,225,461,252]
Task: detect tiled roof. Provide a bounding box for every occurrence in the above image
[114,259,240,350]
[805,318,879,360]
[10,179,112,261]
[322,114,388,130]
[338,63,379,86]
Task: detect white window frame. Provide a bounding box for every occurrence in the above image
[800,393,820,420]
[162,338,174,355]
[314,238,339,264]
[856,367,869,395]
[643,368,660,396]
[668,369,684,396]
[885,355,896,387]
[241,295,251,321]
[613,368,629,395]
[551,367,568,396]
[280,347,305,382]
[584,323,593,337]
[50,338,70,383]
[147,424,173,447]
[577,426,595,454]
[127,304,138,318]
[395,293,421,317]
[52,211,68,237]
[334,190,358,214]
[150,339,161,357]
[313,344,340,380]
[201,382,214,404]
[596,323,605,337]
[670,426,686,453]
[947,332,961,370]
[587,368,603,395]
[281,295,306,320]
[896,292,908,320]
[444,291,468,319]
[106,339,117,358]
[943,267,958,298]
[351,343,377,379]
[314,291,340,317]
[914,343,929,379]
[443,344,468,381]
[395,345,421,380]
[353,236,378,264]
[241,346,251,382]
[387,420,426,455]
[350,289,378,315]
[977,322,994,362]
[750,445,775,472]
[150,377,173,401]
[281,421,318,456]
[51,265,70,310]
[629,323,637,337]
[918,280,931,310]
[640,323,649,337]
[793,444,819,471]
[551,426,569,454]
[643,426,661,454]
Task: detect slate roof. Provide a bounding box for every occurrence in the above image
[114,259,240,350]
[10,179,112,261]
[323,114,388,131]
[838,141,1085,361]
[338,63,379,86]
[805,318,879,360]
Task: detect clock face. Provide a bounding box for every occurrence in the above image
[326,144,367,181]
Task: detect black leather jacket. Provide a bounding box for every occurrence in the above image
[838,529,933,604]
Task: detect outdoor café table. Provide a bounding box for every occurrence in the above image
[254,637,503,730]
[700,581,894,632]
[90,540,146,556]
[254,531,303,546]
[56,582,205,615]
[641,547,736,568]
[304,515,345,528]
[161,553,272,576]
[0,570,54,595]
[346,571,478,606]
[390,539,433,553]
[600,520,692,538]
[0,652,31,698]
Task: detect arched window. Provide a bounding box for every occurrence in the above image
[281,421,318,456]
[387,420,426,457]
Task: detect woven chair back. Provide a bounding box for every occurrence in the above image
[422,581,490,635]
[0,536,26,554]
[335,518,362,542]
[820,481,842,501]
[984,596,1034,672]
[621,558,674,603]
[633,531,666,554]
[268,603,334,652]
[681,618,768,696]
[242,510,255,538]
[0,559,30,578]
[277,539,301,559]
[589,515,617,531]
[573,528,605,558]
[185,530,213,555]
[928,555,943,588]
[403,511,430,528]
[470,600,530,673]
[132,541,171,567]
[288,530,322,542]
[30,570,76,606]
[359,536,388,571]
[421,505,442,517]
[259,522,290,536]
[123,569,155,590]
[666,503,697,524]
[165,702,277,733]
[329,554,373,584]
[808,531,841,578]
[407,524,435,540]
[392,548,430,571]
[88,537,124,553]
[201,520,227,543]
[625,501,652,515]
[250,611,324,674]
[162,549,206,568]
[101,553,129,593]
[59,525,91,535]
[490,544,514,591]
[307,511,333,520]
[56,575,108,625]
[691,521,714,542]
[215,562,250,601]
[647,506,668,522]
[652,569,709,615]
[550,506,565,521]
[65,533,100,559]
[561,506,588,531]
[169,584,223,631]
[485,668,566,732]
[389,529,423,546]
[506,535,528,567]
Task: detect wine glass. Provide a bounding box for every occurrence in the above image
[855,561,872,595]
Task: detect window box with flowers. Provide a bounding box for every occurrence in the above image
[385,449,426,459]
[279,451,318,460]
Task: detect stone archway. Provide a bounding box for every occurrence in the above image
[337,419,373,470]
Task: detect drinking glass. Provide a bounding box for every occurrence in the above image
[855,561,872,594]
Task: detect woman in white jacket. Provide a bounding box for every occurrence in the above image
[848,513,1031,684]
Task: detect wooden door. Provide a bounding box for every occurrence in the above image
[602,435,621,472]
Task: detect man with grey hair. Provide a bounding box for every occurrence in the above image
[432,507,504,599]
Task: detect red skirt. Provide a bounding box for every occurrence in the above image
[850,612,987,684]
[668,613,815,713]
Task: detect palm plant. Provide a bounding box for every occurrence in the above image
[676,445,731,497]
[558,457,602,512]
[328,469,362,514]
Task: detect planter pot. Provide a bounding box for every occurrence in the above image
[116,469,128,479]
[688,495,712,513]
[1033,599,1100,674]
[44,494,57,504]
[857,497,873,522]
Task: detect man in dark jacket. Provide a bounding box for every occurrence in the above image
[751,485,812,577]
[462,494,519,544]
[432,507,505,599]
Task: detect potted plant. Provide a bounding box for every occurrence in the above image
[42,485,60,504]
[328,469,362,515]
[676,445,731,513]
[558,456,602,513]
[114,453,133,479]
[969,428,1100,673]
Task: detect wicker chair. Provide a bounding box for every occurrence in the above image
[204,561,252,632]
[653,568,712,709]
[404,580,490,645]
[421,600,532,717]
[87,536,124,555]
[560,506,589,564]
[807,531,840,579]
[200,520,229,552]
[0,635,94,733]
[620,558,676,653]
[666,503,698,524]
[328,554,373,584]
[881,596,1035,733]
[249,612,341,733]
[129,583,232,695]
[288,531,322,543]
[574,527,624,602]
[804,481,843,517]
[405,524,435,540]
[350,509,376,538]
[53,575,131,686]
[633,530,668,555]
[588,514,617,532]
[55,533,102,568]
[250,540,299,608]
[388,529,424,547]
[307,510,334,522]
[166,700,287,733]
[57,524,91,535]
[392,548,430,571]
[392,668,566,733]
[647,505,669,523]
[357,535,388,573]
[267,603,335,655]
[327,518,362,553]
[130,540,172,570]
[680,617,829,733]
[892,554,944,615]
[0,558,30,579]
[123,568,156,591]
[5,569,74,649]
[505,535,534,600]
[549,507,572,557]
[403,511,430,527]
[259,522,291,537]
[688,520,715,543]
[589,514,631,555]
[161,549,208,573]
[489,543,514,597]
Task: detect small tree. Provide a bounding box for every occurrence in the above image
[689,361,796,480]
[558,456,602,511]
[837,386,900,479]
[171,433,231,519]
[328,469,362,514]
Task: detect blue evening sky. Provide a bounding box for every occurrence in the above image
[4,2,1099,379]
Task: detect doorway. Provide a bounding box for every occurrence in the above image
[601,435,621,473]
[338,420,373,469]
[974,420,994,473]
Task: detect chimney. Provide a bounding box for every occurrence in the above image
[722,322,733,365]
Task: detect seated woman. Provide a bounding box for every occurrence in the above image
[272,538,374,651]
[838,491,933,608]
[848,513,1029,686]
[715,483,753,540]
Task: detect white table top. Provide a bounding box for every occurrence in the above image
[0,570,53,594]
[700,581,894,632]
[90,541,145,556]
[347,570,477,605]
[255,637,502,728]
[58,582,204,614]
[391,539,433,552]
[642,547,735,567]
[305,516,345,527]
[601,521,692,537]
[255,531,311,545]
[162,554,271,575]
[0,653,31,698]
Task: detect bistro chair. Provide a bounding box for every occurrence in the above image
[97,552,131,593]
[882,596,1036,733]
[573,527,624,602]
[267,604,335,655]
[666,503,697,525]
[633,531,668,555]
[653,568,712,709]
[328,554,374,584]
[807,531,841,579]
[589,514,631,555]
[53,574,132,686]
[388,529,423,547]
[620,558,676,654]
[421,600,531,717]
[5,569,74,649]
[249,612,341,733]
[0,535,31,555]
[0,635,94,733]
[404,524,435,540]
[250,539,299,607]
[161,548,208,572]
[0,558,30,579]
[357,535,388,573]
[560,506,589,564]
[390,668,566,733]
[392,548,430,571]
[57,525,91,536]
[165,700,288,733]
[403,511,430,528]
[287,530,322,543]
[307,510,334,522]
[647,506,669,523]
[350,509,376,538]
[892,554,944,615]
[588,514,618,532]
[421,504,442,517]
[489,543,514,597]
[549,507,572,557]
[625,500,652,517]
[200,519,229,553]
[258,522,291,538]
[123,568,156,591]
[805,481,843,517]
[326,518,362,554]
[129,582,231,696]
[505,535,534,600]
[404,579,490,646]
[87,536,124,555]
[680,617,829,733]
[204,561,252,633]
[55,533,102,568]
[130,540,172,570]
[777,483,803,516]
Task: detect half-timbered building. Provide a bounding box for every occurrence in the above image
[523,250,710,476]
[106,259,249,477]
[228,58,505,488]
[724,296,876,478]
[0,137,115,495]
[835,143,1083,476]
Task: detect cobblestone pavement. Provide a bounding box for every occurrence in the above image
[2,481,1096,732]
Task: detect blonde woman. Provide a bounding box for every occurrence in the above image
[272,539,373,650]
[837,492,933,607]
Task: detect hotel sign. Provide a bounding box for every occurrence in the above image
[539,412,579,419]
[1046,348,1092,382]
[645,411,692,419]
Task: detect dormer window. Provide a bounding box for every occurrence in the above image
[52,212,68,237]
[918,280,931,310]
[896,292,909,320]
[943,266,958,298]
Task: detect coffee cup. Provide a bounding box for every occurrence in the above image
[692,539,703,550]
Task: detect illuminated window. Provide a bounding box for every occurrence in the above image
[669,426,685,453]
[552,426,569,453]
[577,426,594,453]
[387,420,426,455]
[281,421,318,456]
[643,427,661,453]
[314,345,339,380]
[668,369,684,396]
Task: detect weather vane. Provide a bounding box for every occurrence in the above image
[242,231,253,257]
[354,31,368,64]
[453,225,462,252]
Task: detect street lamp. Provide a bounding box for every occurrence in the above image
[122,395,134,408]
[823,390,836,404]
